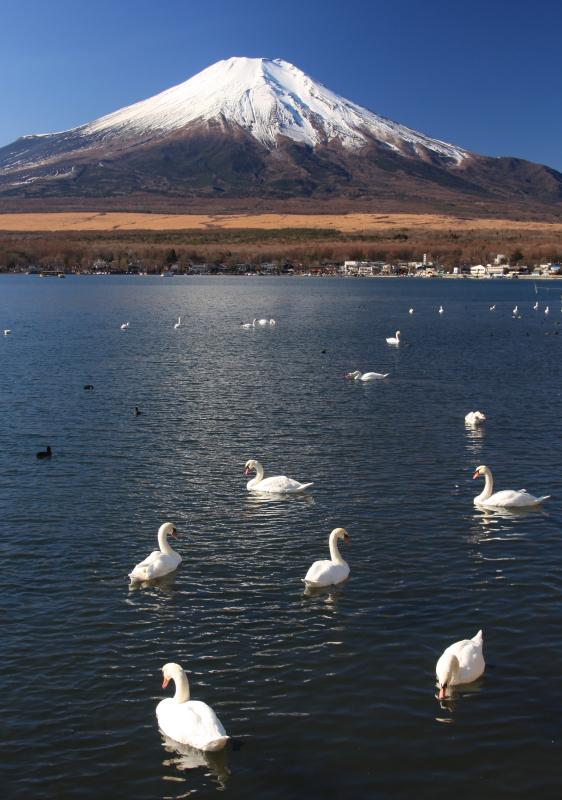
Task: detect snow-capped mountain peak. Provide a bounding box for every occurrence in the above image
[62,57,467,163]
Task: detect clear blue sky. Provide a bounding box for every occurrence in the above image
[1,0,560,170]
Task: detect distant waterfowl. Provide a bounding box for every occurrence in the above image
[545,306,550,314]
[241,318,257,328]
[409,308,414,314]
[465,411,486,425]
[439,306,443,313]
[121,322,130,329]
[156,663,228,752]
[534,302,539,310]
[245,459,313,493]
[489,305,496,310]
[258,318,275,325]
[473,465,550,507]
[303,528,350,587]
[386,331,401,344]
[436,631,485,700]
[36,446,52,459]
[134,407,141,415]
[4,329,10,335]
[174,317,181,328]
[129,522,181,581]
[346,370,389,381]
[513,305,518,315]
[84,385,94,390]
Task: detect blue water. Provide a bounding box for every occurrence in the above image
[1,275,561,799]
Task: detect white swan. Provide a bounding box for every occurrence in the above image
[4,329,10,335]
[439,306,443,313]
[157,663,228,751]
[241,318,257,328]
[245,459,313,493]
[346,370,389,381]
[174,317,181,328]
[513,305,518,315]
[409,308,414,314]
[121,322,130,329]
[545,306,550,314]
[534,302,539,310]
[473,465,550,507]
[129,522,182,581]
[386,331,401,344]
[436,631,485,699]
[465,411,486,425]
[489,304,496,310]
[303,528,350,587]
[258,318,275,325]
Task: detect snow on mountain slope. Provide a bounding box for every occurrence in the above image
[1,57,467,175]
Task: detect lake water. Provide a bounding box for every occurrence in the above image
[1,275,561,800]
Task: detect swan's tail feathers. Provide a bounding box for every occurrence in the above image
[202,735,229,752]
[297,482,314,492]
[472,630,483,644]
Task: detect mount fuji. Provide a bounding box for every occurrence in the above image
[1,57,561,215]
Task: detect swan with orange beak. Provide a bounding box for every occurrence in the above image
[436,631,485,700]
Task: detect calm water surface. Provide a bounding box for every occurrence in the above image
[1,275,561,799]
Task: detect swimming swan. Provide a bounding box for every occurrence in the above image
[436,630,485,699]
[534,302,539,310]
[157,663,228,751]
[465,411,486,425]
[241,319,257,328]
[489,305,496,310]
[439,306,443,313]
[473,465,549,507]
[303,528,350,587]
[121,322,130,329]
[258,318,275,325]
[174,317,181,328]
[4,329,10,335]
[129,523,182,581]
[245,459,313,493]
[346,370,389,381]
[386,331,401,344]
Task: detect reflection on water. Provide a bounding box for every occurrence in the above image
[302,580,348,601]
[127,567,183,596]
[161,733,230,789]
[1,276,561,800]
[464,421,485,455]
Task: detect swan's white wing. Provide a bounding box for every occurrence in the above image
[129,553,180,581]
[361,372,388,380]
[304,560,349,586]
[446,636,485,683]
[134,550,161,568]
[252,475,313,493]
[484,490,548,507]
[157,699,228,751]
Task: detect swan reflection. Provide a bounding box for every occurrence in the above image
[435,675,485,710]
[161,733,230,788]
[244,490,314,507]
[127,568,182,595]
[464,422,485,454]
[302,579,348,601]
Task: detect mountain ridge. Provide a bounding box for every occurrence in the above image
[0,57,561,218]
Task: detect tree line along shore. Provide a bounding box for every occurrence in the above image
[1,225,562,273]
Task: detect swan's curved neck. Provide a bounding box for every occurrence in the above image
[247,462,264,488]
[329,533,348,567]
[475,469,493,502]
[158,527,179,558]
[171,668,190,704]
